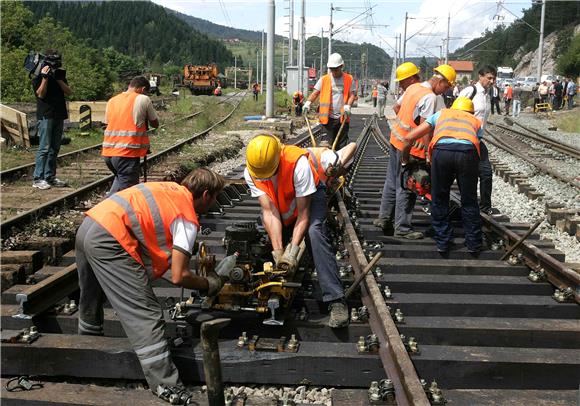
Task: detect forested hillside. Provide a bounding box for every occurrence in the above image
[451,1,580,75]
[23,1,235,67]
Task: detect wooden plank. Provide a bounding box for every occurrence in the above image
[0,104,29,147]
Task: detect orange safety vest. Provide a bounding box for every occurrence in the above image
[389,83,434,159]
[428,109,482,159]
[251,145,320,226]
[86,182,199,279]
[102,91,150,158]
[306,147,339,187]
[319,73,353,125]
[372,88,378,98]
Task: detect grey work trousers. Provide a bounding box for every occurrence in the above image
[376,98,386,118]
[377,142,417,233]
[76,217,180,391]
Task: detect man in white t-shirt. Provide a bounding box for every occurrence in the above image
[244,135,355,328]
[458,65,496,215]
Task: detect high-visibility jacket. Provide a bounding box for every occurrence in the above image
[389,83,434,159]
[86,182,199,279]
[428,109,481,159]
[372,88,378,98]
[503,86,513,99]
[251,145,319,226]
[306,147,338,187]
[319,73,353,125]
[102,91,150,158]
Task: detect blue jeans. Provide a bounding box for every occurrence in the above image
[431,146,482,251]
[378,142,417,233]
[512,100,521,117]
[104,156,141,194]
[305,185,344,302]
[478,141,492,211]
[33,118,64,181]
[568,95,575,109]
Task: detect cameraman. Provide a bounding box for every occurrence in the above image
[32,50,72,190]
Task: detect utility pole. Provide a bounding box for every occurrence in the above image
[300,0,305,95]
[289,0,294,66]
[536,0,546,82]
[266,0,275,117]
[256,49,259,87]
[298,20,303,96]
[234,56,237,89]
[445,13,450,64]
[260,30,265,94]
[328,3,333,61]
[402,12,408,62]
[320,28,324,78]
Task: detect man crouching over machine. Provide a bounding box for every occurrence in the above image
[244,134,356,328]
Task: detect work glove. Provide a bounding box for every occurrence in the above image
[205,271,224,297]
[343,104,351,117]
[272,249,284,266]
[302,100,312,114]
[278,244,300,273]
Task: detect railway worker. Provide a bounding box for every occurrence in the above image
[76,168,227,404]
[303,53,356,150]
[400,97,483,254]
[374,63,455,239]
[372,85,378,107]
[503,83,513,116]
[102,75,159,195]
[293,91,304,116]
[252,82,260,101]
[32,49,73,190]
[244,134,356,328]
[458,65,496,215]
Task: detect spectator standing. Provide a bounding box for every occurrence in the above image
[503,83,513,116]
[532,83,541,108]
[376,82,387,118]
[102,76,159,194]
[459,65,495,215]
[553,80,563,110]
[32,49,72,190]
[490,84,501,115]
[512,83,522,118]
[566,79,576,109]
[538,81,549,103]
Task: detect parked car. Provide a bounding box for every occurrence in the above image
[515,77,525,86]
[522,76,538,91]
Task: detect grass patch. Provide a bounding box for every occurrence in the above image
[1,128,102,171]
[553,110,580,133]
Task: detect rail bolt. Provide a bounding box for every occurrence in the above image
[357,336,367,353]
[394,308,405,323]
[383,286,392,299]
[368,381,381,401]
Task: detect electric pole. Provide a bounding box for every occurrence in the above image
[536,0,546,82]
[289,0,294,66]
[300,0,305,95]
[320,27,324,77]
[403,12,408,62]
[266,0,275,117]
[234,56,237,89]
[445,13,450,64]
[328,3,333,61]
[260,30,265,94]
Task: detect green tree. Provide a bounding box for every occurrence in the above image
[556,33,580,77]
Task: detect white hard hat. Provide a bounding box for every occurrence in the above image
[327,53,344,68]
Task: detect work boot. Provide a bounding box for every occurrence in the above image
[372,218,394,236]
[394,230,424,240]
[328,299,349,328]
[156,385,193,405]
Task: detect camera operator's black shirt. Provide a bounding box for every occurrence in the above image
[32,74,68,120]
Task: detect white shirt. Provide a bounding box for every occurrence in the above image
[314,74,353,119]
[244,156,317,198]
[170,217,198,256]
[459,82,490,130]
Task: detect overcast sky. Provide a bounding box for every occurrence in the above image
[153,0,533,59]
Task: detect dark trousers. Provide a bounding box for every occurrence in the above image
[295,103,303,116]
[504,98,511,115]
[431,146,482,251]
[104,156,141,194]
[478,141,492,211]
[322,117,349,150]
[491,97,501,114]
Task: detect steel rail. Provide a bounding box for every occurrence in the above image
[338,116,430,406]
[0,91,245,181]
[485,130,580,189]
[490,120,580,160]
[0,93,247,239]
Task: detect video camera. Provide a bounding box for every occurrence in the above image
[23,51,64,79]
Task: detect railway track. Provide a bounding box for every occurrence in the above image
[1,113,578,405]
[0,92,246,239]
[485,120,580,189]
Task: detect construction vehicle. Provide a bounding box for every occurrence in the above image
[182,64,219,95]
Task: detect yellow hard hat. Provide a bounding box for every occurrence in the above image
[246,134,282,179]
[434,64,457,85]
[293,91,299,97]
[395,62,420,82]
[451,96,474,113]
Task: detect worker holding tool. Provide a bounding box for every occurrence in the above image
[400,97,483,255]
[292,91,304,116]
[102,75,159,194]
[303,53,356,150]
[76,168,227,405]
[374,63,455,239]
[244,134,352,328]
